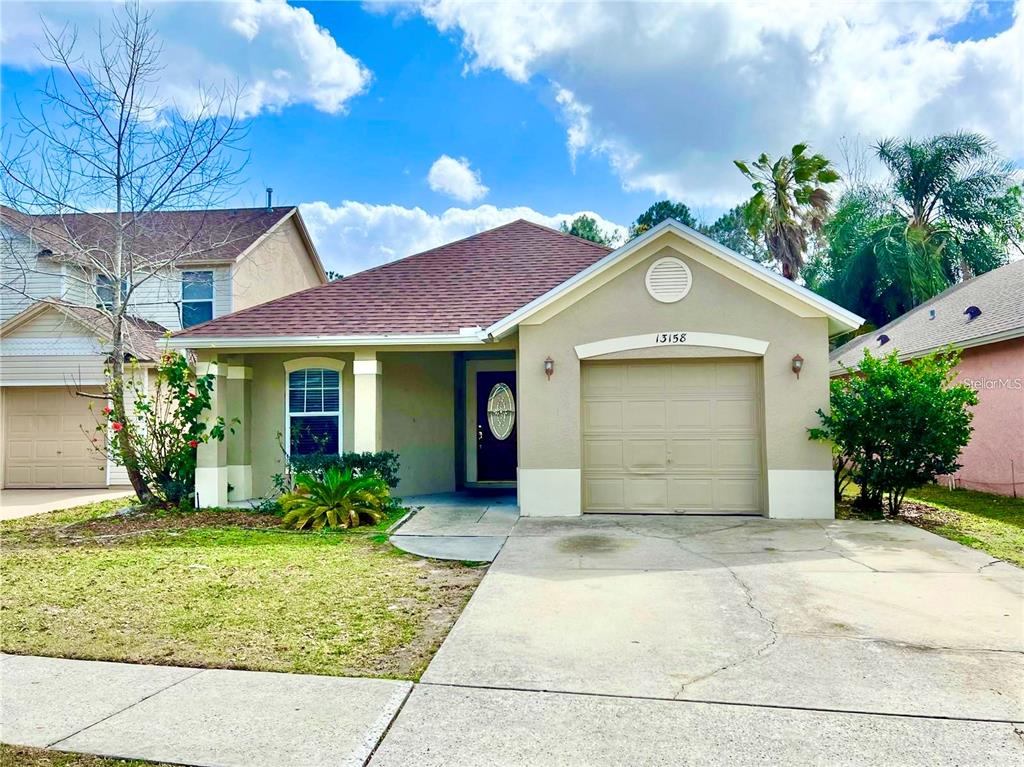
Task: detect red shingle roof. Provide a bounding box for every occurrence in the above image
[175,219,612,338]
[1,205,297,266]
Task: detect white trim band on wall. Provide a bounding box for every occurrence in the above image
[353,359,382,376]
[575,332,770,359]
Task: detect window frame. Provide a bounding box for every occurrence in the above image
[283,358,346,457]
[95,273,129,311]
[180,269,215,328]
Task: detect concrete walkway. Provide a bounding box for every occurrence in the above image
[0,655,410,767]
[389,492,518,562]
[0,487,135,520]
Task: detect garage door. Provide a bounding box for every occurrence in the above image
[581,359,763,514]
[3,387,107,488]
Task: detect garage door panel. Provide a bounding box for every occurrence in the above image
[624,478,668,509]
[624,439,668,470]
[714,399,758,429]
[668,364,715,390]
[717,438,761,471]
[623,401,666,431]
[583,400,623,431]
[626,364,669,393]
[668,479,714,511]
[666,399,712,429]
[669,438,714,469]
[582,360,763,515]
[716,478,762,511]
[583,439,624,470]
[584,478,625,510]
[4,386,106,488]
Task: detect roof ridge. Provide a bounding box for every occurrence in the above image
[514,217,615,252]
[19,205,297,218]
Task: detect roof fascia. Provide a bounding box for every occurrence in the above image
[164,331,489,350]
[484,219,864,338]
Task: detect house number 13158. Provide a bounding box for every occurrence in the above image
[655,332,687,344]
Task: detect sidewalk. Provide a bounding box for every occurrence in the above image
[0,488,135,520]
[0,654,410,767]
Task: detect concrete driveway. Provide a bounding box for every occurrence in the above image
[0,487,135,520]
[371,515,1024,765]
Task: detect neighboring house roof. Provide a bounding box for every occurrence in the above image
[172,219,614,340]
[0,205,327,280]
[0,300,167,362]
[829,258,1024,373]
[171,217,863,347]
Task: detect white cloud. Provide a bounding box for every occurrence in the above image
[416,0,1023,207]
[1,0,371,117]
[426,155,490,202]
[299,200,626,276]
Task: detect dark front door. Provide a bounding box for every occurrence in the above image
[476,371,517,481]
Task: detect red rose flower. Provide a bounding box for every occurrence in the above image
[111,422,123,432]
[188,439,199,448]
[102,406,113,415]
[188,392,197,400]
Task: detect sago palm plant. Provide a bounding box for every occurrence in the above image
[280,467,390,530]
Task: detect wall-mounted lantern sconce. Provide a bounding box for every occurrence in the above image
[791,354,804,380]
[544,356,555,380]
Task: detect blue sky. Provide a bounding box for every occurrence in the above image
[2,1,1021,275]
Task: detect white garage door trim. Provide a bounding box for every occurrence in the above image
[575,332,769,359]
[581,359,766,515]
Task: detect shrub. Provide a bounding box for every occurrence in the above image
[810,349,977,517]
[280,467,390,530]
[273,449,400,493]
[95,352,228,507]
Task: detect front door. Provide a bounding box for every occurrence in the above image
[476,371,517,481]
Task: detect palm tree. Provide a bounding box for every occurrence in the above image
[819,132,1021,326]
[735,144,840,280]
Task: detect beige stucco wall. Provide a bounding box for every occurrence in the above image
[517,238,834,517]
[380,351,456,496]
[231,217,323,312]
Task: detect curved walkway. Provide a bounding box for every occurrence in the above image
[389,492,518,562]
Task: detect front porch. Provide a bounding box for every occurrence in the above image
[192,347,520,508]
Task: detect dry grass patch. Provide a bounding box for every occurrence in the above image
[1,502,483,680]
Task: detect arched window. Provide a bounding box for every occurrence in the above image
[284,359,343,456]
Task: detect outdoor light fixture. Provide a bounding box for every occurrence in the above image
[791,354,804,379]
[544,356,555,380]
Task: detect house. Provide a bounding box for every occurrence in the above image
[169,218,862,518]
[0,205,327,489]
[830,258,1024,497]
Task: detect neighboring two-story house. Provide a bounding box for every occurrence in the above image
[0,205,327,489]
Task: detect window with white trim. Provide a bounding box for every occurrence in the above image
[96,274,128,310]
[288,368,341,455]
[181,270,214,327]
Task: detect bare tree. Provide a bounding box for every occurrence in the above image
[1,2,247,501]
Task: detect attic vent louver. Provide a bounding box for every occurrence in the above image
[878,334,890,346]
[964,305,982,321]
[645,256,692,303]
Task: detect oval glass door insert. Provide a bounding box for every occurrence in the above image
[486,383,516,440]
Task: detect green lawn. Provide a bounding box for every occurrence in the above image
[0,501,481,680]
[0,745,173,767]
[902,485,1024,567]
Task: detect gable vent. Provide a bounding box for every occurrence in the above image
[645,257,692,303]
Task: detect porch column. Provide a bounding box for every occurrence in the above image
[353,350,382,453]
[226,364,252,501]
[195,358,228,508]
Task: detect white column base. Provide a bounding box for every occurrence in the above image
[518,468,581,517]
[195,466,228,508]
[227,464,253,502]
[766,469,834,519]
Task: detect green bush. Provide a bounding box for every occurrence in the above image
[810,349,977,517]
[280,467,390,530]
[273,450,400,495]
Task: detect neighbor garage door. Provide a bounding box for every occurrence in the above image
[581,359,763,514]
[3,387,107,488]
